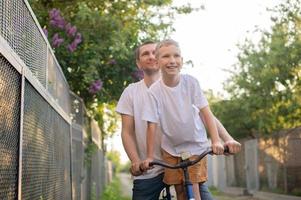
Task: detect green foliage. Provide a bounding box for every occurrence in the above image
[119,161,131,173]
[84,141,98,167]
[94,102,119,141]
[212,0,301,138]
[106,150,121,172]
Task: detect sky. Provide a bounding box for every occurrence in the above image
[172,0,281,96]
[109,0,282,164]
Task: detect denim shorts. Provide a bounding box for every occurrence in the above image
[132,173,166,200]
[132,173,214,200]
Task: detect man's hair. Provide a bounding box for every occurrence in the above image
[155,39,181,58]
[135,40,156,61]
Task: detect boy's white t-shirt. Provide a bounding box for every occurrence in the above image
[116,80,163,179]
[143,74,210,157]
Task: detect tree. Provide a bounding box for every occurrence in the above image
[212,0,301,138]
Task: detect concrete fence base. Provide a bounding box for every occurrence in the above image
[253,191,301,200]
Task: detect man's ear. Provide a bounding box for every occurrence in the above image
[136,59,142,69]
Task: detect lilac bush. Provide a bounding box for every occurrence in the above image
[89,80,103,94]
[45,8,82,51]
[52,33,64,48]
[131,69,144,81]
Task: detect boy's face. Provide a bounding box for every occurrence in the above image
[136,43,159,74]
[156,44,183,78]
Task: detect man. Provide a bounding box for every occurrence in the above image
[116,41,241,200]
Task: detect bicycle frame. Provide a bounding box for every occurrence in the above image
[150,147,230,200]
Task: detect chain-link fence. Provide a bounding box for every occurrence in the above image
[0,1,110,199]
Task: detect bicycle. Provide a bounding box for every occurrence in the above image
[150,146,230,200]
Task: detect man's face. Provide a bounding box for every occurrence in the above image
[156,44,182,77]
[136,43,159,75]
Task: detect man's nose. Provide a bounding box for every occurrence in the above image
[149,53,156,60]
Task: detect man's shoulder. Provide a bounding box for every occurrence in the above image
[148,79,161,91]
[123,80,145,93]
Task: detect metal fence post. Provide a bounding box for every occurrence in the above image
[17,68,25,200]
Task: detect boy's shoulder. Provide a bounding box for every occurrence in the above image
[181,74,198,82]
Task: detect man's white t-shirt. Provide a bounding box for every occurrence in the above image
[142,74,210,157]
[116,80,163,179]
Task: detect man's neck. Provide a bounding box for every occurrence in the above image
[143,72,160,88]
[162,74,180,87]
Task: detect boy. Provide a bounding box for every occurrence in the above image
[141,39,224,200]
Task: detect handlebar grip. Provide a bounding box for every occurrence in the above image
[224,146,230,154]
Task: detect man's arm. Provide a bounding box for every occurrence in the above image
[214,117,241,153]
[199,113,241,154]
[120,114,141,176]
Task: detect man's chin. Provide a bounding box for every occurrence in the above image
[144,68,159,75]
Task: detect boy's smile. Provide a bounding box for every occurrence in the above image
[157,44,183,77]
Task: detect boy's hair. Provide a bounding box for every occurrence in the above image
[135,40,156,61]
[155,39,181,58]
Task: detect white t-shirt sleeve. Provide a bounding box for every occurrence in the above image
[191,77,209,109]
[116,87,133,116]
[142,90,159,123]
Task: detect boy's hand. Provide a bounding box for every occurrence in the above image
[212,141,224,155]
[140,158,154,171]
[224,140,241,154]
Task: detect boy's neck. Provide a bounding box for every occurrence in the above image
[162,74,180,87]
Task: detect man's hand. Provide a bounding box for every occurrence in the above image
[130,161,143,176]
[140,158,154,171]
[224,140,241,154]
[212,141,224,155]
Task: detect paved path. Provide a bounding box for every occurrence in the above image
[118,172,133,198]
[117,173,261,200]
[214,194,260,200]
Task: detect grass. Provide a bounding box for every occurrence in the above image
[101,177,131,200]
[209,186,222,196]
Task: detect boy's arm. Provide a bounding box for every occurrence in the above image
[120,114,142,176]
[200,106,224,154]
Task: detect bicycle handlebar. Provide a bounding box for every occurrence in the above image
[149,146,230,169]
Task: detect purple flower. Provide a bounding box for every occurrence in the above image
[49,8,66,29]
[42,28,48,37]
[67,43,76,52]
[89,80,103,94]
[131,69,144,81]
[67,33,82,52]
[49,9,60,19]
[52,33,64,48]
[108,59,117,65]
[65,23,77,37]
[74,33,82,44]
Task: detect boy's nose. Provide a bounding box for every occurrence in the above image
[169,56,176,63]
